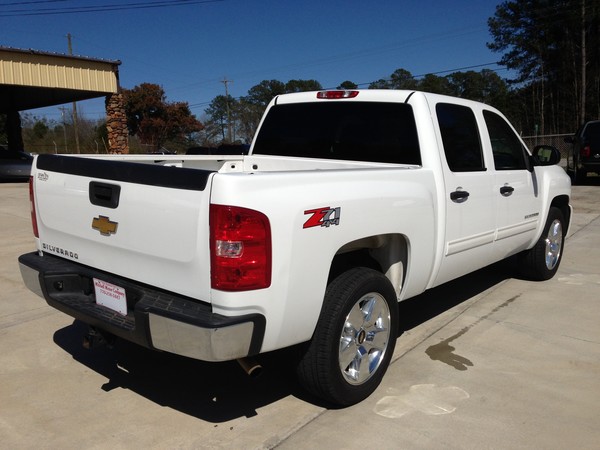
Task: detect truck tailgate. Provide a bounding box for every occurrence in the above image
[32,154,214,302]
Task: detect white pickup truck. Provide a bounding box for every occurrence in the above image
[19,90,571,406]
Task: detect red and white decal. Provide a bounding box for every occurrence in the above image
[303,207,341,229]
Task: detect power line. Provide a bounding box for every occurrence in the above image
[1,0,68,5]
[0,0,224,17]
[187,62,507,110]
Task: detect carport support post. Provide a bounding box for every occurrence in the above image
[105,93,129,154]
[6,110,24,151]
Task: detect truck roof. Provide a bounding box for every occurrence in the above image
[271,89,500,114]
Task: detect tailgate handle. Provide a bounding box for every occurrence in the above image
[89,182,121,209]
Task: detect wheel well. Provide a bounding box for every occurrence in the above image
[551,195,571,234]
[328,234,408,298]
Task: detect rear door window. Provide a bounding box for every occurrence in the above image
[436,103,485,172]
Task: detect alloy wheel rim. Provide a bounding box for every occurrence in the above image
[544,219,563,270]
[338,292,391,385]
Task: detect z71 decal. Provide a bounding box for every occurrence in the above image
[303,206,341,229]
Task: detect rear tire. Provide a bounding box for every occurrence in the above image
[518,207,565,281]
[296,268,398,406]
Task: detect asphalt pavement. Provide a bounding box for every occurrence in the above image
[1,181,599,449]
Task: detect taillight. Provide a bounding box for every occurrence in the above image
[316,90,359,99]
[210,204,271,291]
[581,145,591,158]
[29,176,39,238]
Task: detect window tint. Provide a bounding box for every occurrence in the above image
[436,103,484,172]
[252,102,421,165]
[483,110,528,170]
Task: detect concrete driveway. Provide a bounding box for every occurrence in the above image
[1,181,599,449]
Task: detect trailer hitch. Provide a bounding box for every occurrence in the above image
[83,326,115,350]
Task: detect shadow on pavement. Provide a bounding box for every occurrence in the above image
[53,320,305,422]
[52,258,517,419]
[397,257,516,333]
[572,173,600,186]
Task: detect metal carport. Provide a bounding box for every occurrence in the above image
[0,47,127,153]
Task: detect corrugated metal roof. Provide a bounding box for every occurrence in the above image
[0,46,121,112]
[0,46,121,66]
[0,47,119,93]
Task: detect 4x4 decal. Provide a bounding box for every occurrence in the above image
[303,206,341,229]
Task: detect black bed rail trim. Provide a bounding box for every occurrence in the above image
[36,154,213,191]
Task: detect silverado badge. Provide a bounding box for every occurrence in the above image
[92,215,118,236]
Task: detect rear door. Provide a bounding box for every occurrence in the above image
[433,102,497,286]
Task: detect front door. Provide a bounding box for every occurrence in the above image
[482,110,539,259]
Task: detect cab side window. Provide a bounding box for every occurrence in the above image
[436,103,485,172]
[483,110,528,170]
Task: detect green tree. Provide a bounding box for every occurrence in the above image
[284,79,322,93]
[337,80,358,89]
[31,120,49,139]
[369,68,418,90]
[204,95,238,143]
[447,70,509,106]
[230,79,323,144]
[245,80,286,107]
[418,74,452,95]
[234,99,263,144]
[488,0,600,132]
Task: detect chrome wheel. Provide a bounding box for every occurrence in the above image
[544,219,563,270]
[339,292,391,385]
[297,268,398,406]
[518,207,565,281]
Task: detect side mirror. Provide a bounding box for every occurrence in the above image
[532,145,561,166]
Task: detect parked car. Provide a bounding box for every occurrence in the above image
[565,120,600,183]
[0,146,33,182]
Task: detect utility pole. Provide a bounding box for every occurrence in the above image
[67,33,80,153]
[58,106,68,153]
[221,77,233,143]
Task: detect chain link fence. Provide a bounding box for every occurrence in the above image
[522,134,572,167]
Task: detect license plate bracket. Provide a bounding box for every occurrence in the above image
[93,278,127,316]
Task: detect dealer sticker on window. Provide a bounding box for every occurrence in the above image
[93,278,127,316]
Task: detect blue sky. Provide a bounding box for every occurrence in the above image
[1,0,505,122]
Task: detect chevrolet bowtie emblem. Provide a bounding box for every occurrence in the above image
[92,215,118,236]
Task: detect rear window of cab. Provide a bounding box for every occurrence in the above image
[253,102,421,165]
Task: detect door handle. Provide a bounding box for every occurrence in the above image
[89,181,121,209]
[450,190,470,203]
[500,185,514,197]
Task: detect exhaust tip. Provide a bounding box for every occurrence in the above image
[237,357,263,378]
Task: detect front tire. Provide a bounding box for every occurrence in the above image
[518,207,565,281]
[297,268,398,406]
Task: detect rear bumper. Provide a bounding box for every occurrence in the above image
[18,252,265,361]
[579,158,600,172]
